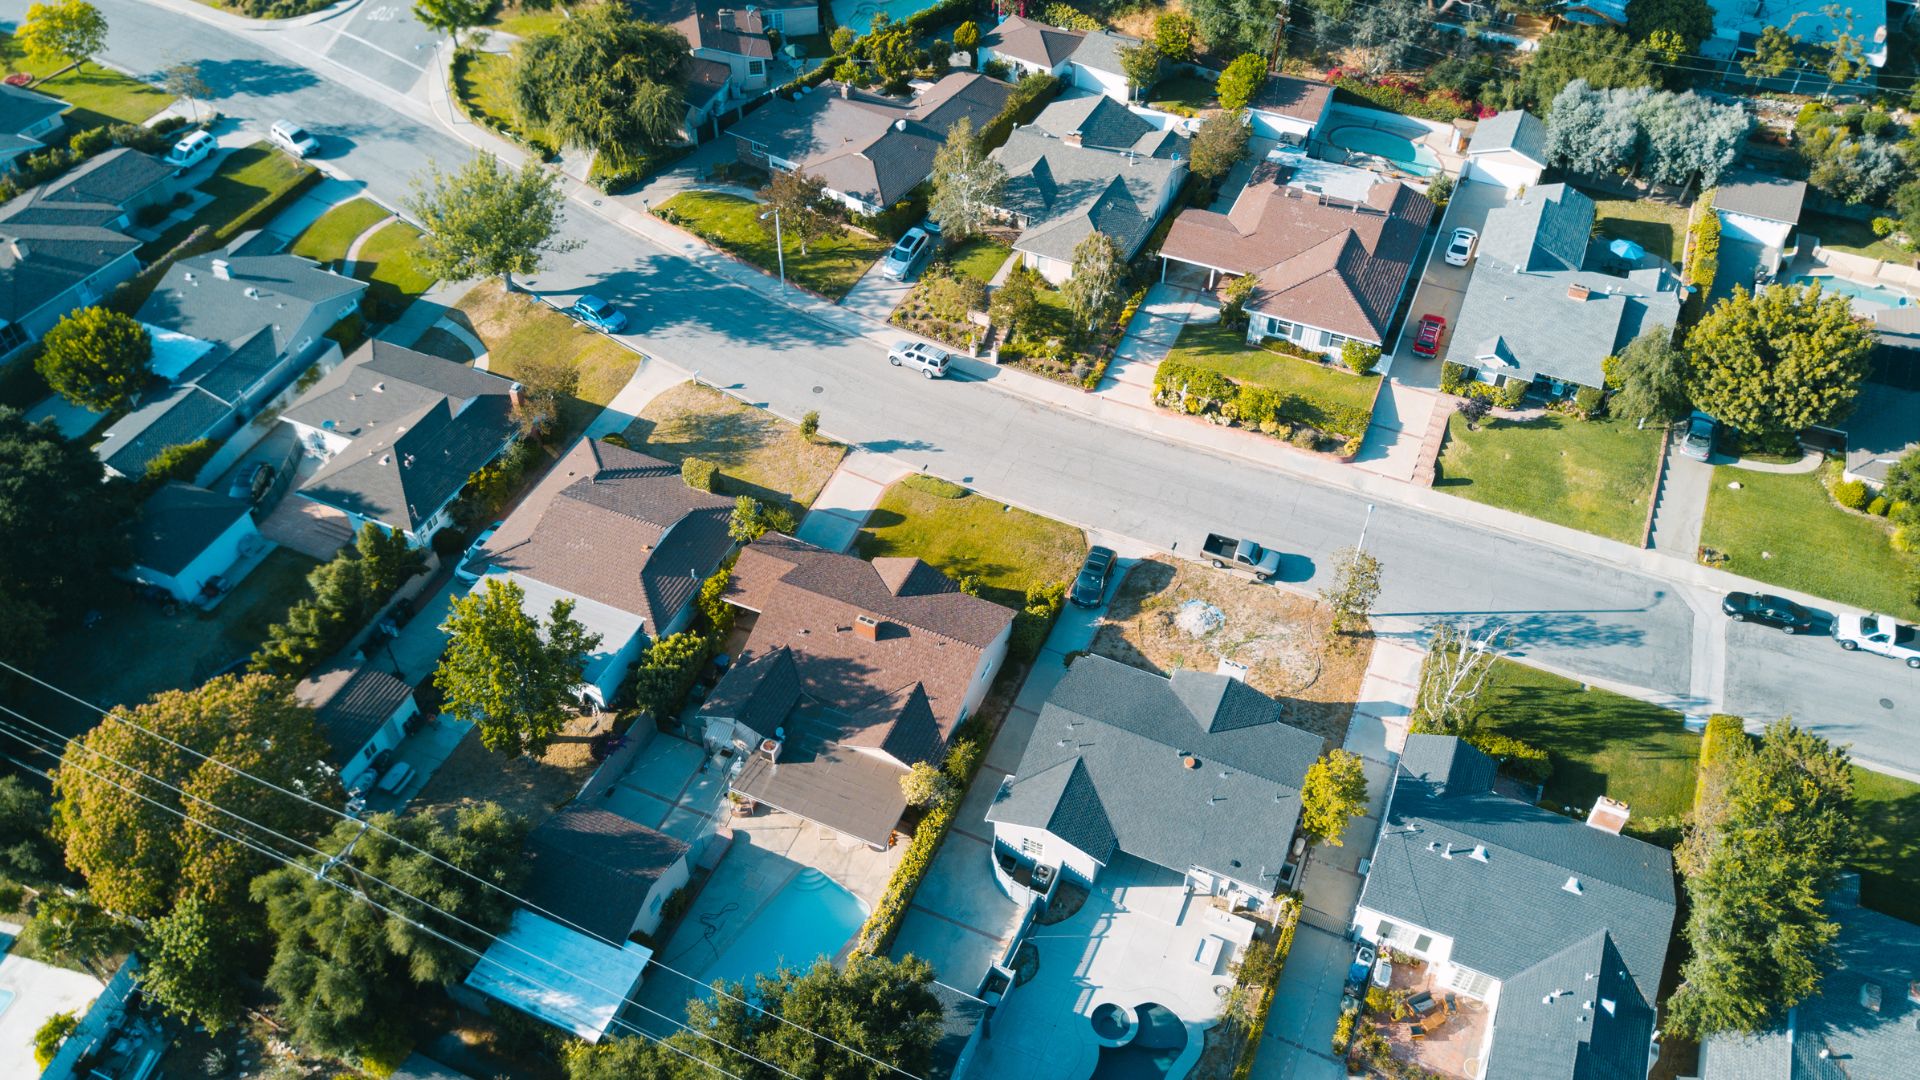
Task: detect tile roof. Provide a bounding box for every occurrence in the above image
[980,15,1087,69]
[1479,183,1592,273]
[1250,75,1334,123]
[0,81,67,138]
[987,655,1323,886]
[131,481,251,577]
[293,663,416,765]
[1470,110,1549,165]
[1714,169,1807,226]
[521,806,689,945]
[992,118,1184,264]
[1160,163,1434,343]
[137,248,367,356]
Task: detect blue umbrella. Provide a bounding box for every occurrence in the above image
[1609,238,1646,261]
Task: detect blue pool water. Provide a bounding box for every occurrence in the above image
[1788,273,1913,308]
[1092,1003,1188,1079]
[0,988,14,1016]
[700,869,869,990]
[1326,126,1441,177]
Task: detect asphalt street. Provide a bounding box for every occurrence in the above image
[20,0,1917,771]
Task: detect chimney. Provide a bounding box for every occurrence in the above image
[840,81,851,98]
[1566,282,1590,301]
[1861,981,1883,1013]
[212,259,231,280]
[1586,796,1630,835]
[854,614,881,641]
[1064,129,1083,147]
[508,381,524,411]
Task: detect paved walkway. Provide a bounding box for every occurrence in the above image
[1727,448,1824,473]
[793,451,912,553]
[1651,441,1713,558]
[377,277,479,347]
[582,358,689,441]
[1096,282,1208,409]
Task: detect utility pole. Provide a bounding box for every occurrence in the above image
[1356,503,1376,553]
[1269,0,1290,74]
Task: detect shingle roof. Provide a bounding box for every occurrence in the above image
[1479,183,1592,272]
[1450,261,1681,389]
[0,81,67,138]
[987,655,1323,885]
[1839,382,1920,484]
[137,249,366,355]
[1714,169,1807,226]
[926,983,989,1080]
[979,15,1087,68]
[521,806,689,946]
[1251,75,1334,123]
[1470,110,1549,165]
[993,119,1184,264]
[1031,93,1186,157]
[131,481,251,577]
[1485,931,1657,1080]
[0,214,139,323]
[294,663,416,765]
[684,55,733,111]
[1067,28,1139,78]
[41,148,174,210]
[99,385,233,478]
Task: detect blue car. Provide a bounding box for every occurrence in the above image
[568,295,628,334]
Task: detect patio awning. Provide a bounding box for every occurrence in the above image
[464,910,652,1042]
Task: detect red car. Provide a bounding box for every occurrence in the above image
[1412,314,1447,358]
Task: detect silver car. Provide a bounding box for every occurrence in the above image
[881,227,931,280]
[888,340,950,378]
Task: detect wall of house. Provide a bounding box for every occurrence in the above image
[584,623,649,710]
[1352,904,1461,970]
[1717,209,1792,249]
[1463,152,1542,194]
[131,511,263,603]
[1247,311,1377,358]
[13,248,141,352]
[343,695,421,791]
[963,620,1012,722]
[991,822,1104,894]
[982,51,1068,82]
[1021,250,1073,286]
[632,853,694,938]
[696,47,770,93]
[1070,62,1128,102]
[760,4,819,36]
[1249,109,1316,143]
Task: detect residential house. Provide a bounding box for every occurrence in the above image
[1352,735,1676,1080]
[1708,0,1891,79]
[95,247,369,482]
[0,80,69,173]
[637,0,811,93]
[279,340,518,548]
[1159,160,1434,359]
[461,437,736,709]
[728,73,1013,216]
[1712,170,1807,250]
[1448,183,1682,391]
[1697,873,1920,1080]
[928,982,990,1080]
[1836,314,1920,485]
[1247,74,1334,144]
[978,15,1137,102]
[1464,109,1548,194]
[991,94,1187,284]
[0,178,146,363]
[33,956,165,1080]
[700,532,1014,849]
[293,662,421,792]
[987,654,1322,911]
[25,147,178,224]
[684,55,741,143]
[126,482,265,604]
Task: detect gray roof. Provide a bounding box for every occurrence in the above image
[1478,183,1593,273]
[993,118,1184,264]
[1714,169,1807,226]
[294,663,416,765]
[521,806,689,946]
[0,214,140,324]
[1450,261,1682,390]
[1471,110,1548,165]
[927,983,989,1080]
[131,482,251,576]
[1486,931,1657,1080]
[99,385,232,478]
[1839,381,1920,483]
[137,249,366,355]
[979,15,1087,69]
[987,655,1323,886]
[42,148,174,211]
[0,81,67,138]
[1068,28,1138,78]
[1031,92,1187,158]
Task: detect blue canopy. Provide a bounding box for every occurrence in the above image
[1609,238,1646,261]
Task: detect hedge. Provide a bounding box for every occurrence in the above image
[903,0,984,35]
[682,456,719,492]
[1231,896,1303,1080]
[853,729,989,956]
[1694,713,1748,809]
[626,630,712,724]
[1688,192,1721,290]
[1153,358,1373,441]
[589,144,691,194]
[1333,76,1475,122]
[981,74,1063,150]
[1465,732,1552,786]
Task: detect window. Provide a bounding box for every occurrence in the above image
[1019,837,1044,859]
[0,321,29,358]
[1322,331,1349,350]
[766,9,783,30]
[1413,933,1433,953]
[1377,920,1400,943]
[1269,318,1297,339]
[749,59,766,77]
[1449,965,1494,999]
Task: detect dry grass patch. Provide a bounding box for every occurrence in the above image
[1089,557,1369,743]
[627,382,845,511]
[409,712,608,826]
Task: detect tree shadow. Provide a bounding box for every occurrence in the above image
[189,57,321,99]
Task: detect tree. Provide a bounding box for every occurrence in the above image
[728,495,797,542]
[1319,546,1382,638]
[926,116,1005,242]
[408,154,577,291]
[900,761,955,807]
[16,892,121,978]
[1512,26,1657,113]
[1411,622,1509,734]
[1153,12,1195,63]
[1607,326,1689,422]
[251,524,423,678]
[1300,749,1369,846]
[830,25,858,55]
[953,20,979,53]
[1634,90,1748,190]
[859,23,919,91]
[799,410,820,441]
[1741,24,1798,80]
[1063,232,1123,330]
[17,0,107,81]
[1216,53,1267,111]
[0,775,63,888]
[1189,108,1250,180]
[35,306,150,413]
[1882,447,1920,505]
[435,578,600,757]
[1545,80,1646,176]
[142,437,218,489]
[1118,42,1160,101]
[1625,0,1714,50]
[141,897,247,1031]
[1685,284,1874,440]
[758,169,836,256]
[34,1011,77,1070]
[160,61,209,123]
[989,263,1041,338]
[1348,0,1428,76]
[0,408,134,659]
[1667,721,1854,1038]
[1189,0,1282,56]
[413,0,484,44]
[509,351,578,440]
[509,4,690,157]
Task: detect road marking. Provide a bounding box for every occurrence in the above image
[331,29,428,72]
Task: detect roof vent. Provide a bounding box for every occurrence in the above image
[244,287,260,300]
[894,118,907,131]
[211,259,231,280]
[1440,843,1454,859]
[1862,981,1883,1013]
[1566,282,1590,301]
[183,271,195,283]
[854,613,881,641]
[321,419,336,430]
[373,381,386,392]
[1063,129,1083,147]
[1468,844,1488,862]
[379,454,392,466]
[1909,981,1920,1006]
[1563,876,1583,895]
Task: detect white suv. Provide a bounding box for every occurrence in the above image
[269,120,319,158]
[887,340,950,379]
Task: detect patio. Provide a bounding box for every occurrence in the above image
[1370,960,1492,1080]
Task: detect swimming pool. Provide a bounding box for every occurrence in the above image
[1788,273,1914,308]
[1325,126,1441,177]
[698,868,869,991]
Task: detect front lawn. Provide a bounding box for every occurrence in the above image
[143,145,318,259]
[486,0,570,39]
[1148,74,1217,116]
[446,280,641,444]
[1699,464,1920,619]
[653,191,890,300]
[626,381,846,512]
[1586,190,1688,266]
[1164,322,1380,435]
[452,50,554,150]
[0,35,171,128]
[1435,412,1664,544]
[353,220,436,322]
[289,197,391,266]
[1803,211,1911,263]
[947,235,1013,284]
[1852,766,1920,923]
[854,475,1085,611]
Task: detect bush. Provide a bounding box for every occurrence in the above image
[1341,340,1382,375]
[1573,386,1605,418]
[142,438,219,490]
[799,410,820,442]
[1426,171,1455,207]
[430,526,470,560]
[1441,361,1475,395]
[626,631,713,725]
[1458,395,1492,426]
[1010,580,1067,661]
[600,432,630,449]
[1869,495,1891,516]
[1832,478,1870,510]
[1335,76,1473,122]
[1290,426,1320,450]
[902,473,969,498]
[1496,380,1530,409]
[981,74,1062,148]
[682,456,719,492]
[1465,732,1552,785]
[34,1012,78,1071]
[1688,195,1720,290]
[851,190,928,241]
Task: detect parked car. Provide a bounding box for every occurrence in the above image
[227,462,275,505]
[887,340,950,379]
[268,120,319,158]
[567,295,628,334]
[377,760,417,794]
[1679,411,1717,461]
[1070,545,1117,608]
[1721,591,1814,634]
[1835,613,1920,668]
[881,227,932,280]
[1444,227,1478,267]
[164,130,215,172]
[453,520,505,582]
[1411,314,1446,358]
[1201,533,1283,582]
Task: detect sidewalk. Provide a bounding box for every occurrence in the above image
[793,451,912,553]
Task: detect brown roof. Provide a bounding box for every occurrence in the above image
[685,55,733,110]
[522,806,689,945]
[478,439,736,629]
[1251,75,1334,123]
[1160,164,1435,343]
[294,663,415,765]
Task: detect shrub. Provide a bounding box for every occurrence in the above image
[1041,2,1100,30]
[1573,386,1605,418]
[430,527,470,560]
[1011,580,1067,661]
[1426,171,1455,206]
[1893,525,1920,554]
[1832,478,1870,510]
[1869,495,1891,516]
[1440,361,1475,395]
[600,432,630,449]
[1290,426,1320,450]
[626,631,713,725]
[1331,1010,1356,1055]
[682,456,719,492]
[799,409,820,442]
[902,473,968,498]
[1688,196,1720,289]
[1458,395,1492,426]
[1466,732,1552,785]
[34,1012,78,1070]
[1496,380,1530,409]
[1341,340,1382,375]
[981,74,1062,147]
[142,438,219,490]
[1152,359,1236,414]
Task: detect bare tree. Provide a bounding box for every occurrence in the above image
[1412,621,1511,734]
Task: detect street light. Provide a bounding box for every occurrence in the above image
[1356,503,1376,553]
[759,208,786,291]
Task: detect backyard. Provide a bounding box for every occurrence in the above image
[288,197,391,266]
[0,34,170,128]
[1699,464,1920,619]
[1586,189,1689,265]
[652,191,890,300]
[1435,412,1664,544]
[853,475,1084,611]
[1803,210,1910,262]
[1852,765,1920,924]
[409,711,609,825]
[143,145,318,259]
[625,381,846,512]
[1164,322,1380,439]
[1147,73,1217,116]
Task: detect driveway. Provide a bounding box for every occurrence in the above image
[1249,924,1355,1080]
[1387,180,1508,387]
[1650,443,1713,558]
[839,255,916,325]
[888,759,1026,990]
[1096,283,1210,409]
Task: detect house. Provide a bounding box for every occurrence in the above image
[126,482,265,604]
[1159,160,1434,359]
[928,982,990,1080]
[986,654,1322,911]
[1697,874,1920,1080]
[0,198,142,364]
[21,147,178,225]
[32,955,165,1080]
[700,532,1014,849]
[978,15,1138,102]
[1247,74,1334,144]
[465,806,689,1040]
[95,247,368,481]
[1448,183,1682,391]
[0,80,69,173]
[1712,170,1807,250]
[1352,735,1676,1080]
[683,55,741,143]
[634,0,816,93]
[991,95,1187,284]
[293,663,421,792]
[728,73,1013,215]
[1464,109,1547,194]
[461,438,736,709]
[279,340,518,548]
[1708,0,1890,78]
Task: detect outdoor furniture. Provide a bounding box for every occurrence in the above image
[1407,991,1437,1015]
[1410,1025,1428,1041]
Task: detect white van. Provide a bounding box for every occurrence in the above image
[164,130,215,173]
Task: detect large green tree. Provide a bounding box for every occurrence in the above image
[17,0,107,81]
[412,0,484,44]
[758,169,836,256]
[926,116,1005,242]
[1063,232,1123,330]
[1685,284,1873,440]
[1216,53,1268,111]
[252,524,425,678]
[407,154,578,292]
[1509,26,1659,112]
[1625,0,1715,50]
[140,896,248,1030]
[0,773,64,888]
[1189,108,1251,181]
[36,305,150,413]
[435,577,600,757]
[1188,0,1281,56]
[1606,325,1690,423]
[509,4,690,158]
[1300,749,1369,846]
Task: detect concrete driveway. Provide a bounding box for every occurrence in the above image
[1248,924,1354,1080]
[1097,283,1210,409]
[840,253,916,324]
[1388,180,1508,387]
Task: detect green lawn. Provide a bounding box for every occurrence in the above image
[1803,210,1912,262]
[442,280,640,444]
[654,191,890,300]
[1435,412,1664,544]
[454,50,554,149]
[353,220,436,322]
[1165,322,1380,434]
[1148,74,1217,116]
[1586,190,1689,266]
[289,197,392,266]
[143,145,316,259]
[487,1,570,39]
[0,34,171,129]
[627,382,846,512]
[1852,766,1920,923]
[1699,464,1920,619]
[854,475,1085,611]
[946,236,1013,284]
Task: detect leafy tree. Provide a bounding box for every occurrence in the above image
[436,578,600,757]
[252,524,424,678]
[34,1011,77,1070]
[409,154,577,291]
[1063,232,1123,330]
[1348,0,1428,76]
[1882,447,1920,505]
[0,408,134,658]
[1685,284,1874,440]
[830,25,858,55]
[927,116,1005,242]
[1634,90,1748,190]
[1118,42,1160,101]
[1189,108,1250,180]
[627,630,711,720]
[510,3,690,156]
[1741,24,1798,81]
[1545,80,1646,176]
[17,0,108,81]
[1300,749,1369,846]
[728,495,797,543]
[900,761,956,806]
[160,61,209,123]
[859,23,920,91]
[36,306,150,413]
[1215,53,1267,111]
[952,20,979,53]
[1801,124,1906,205]
[19,894,122,977]
[758,169,836,256]
[1607,326,1689,422]
[141,896,247,1031]
[1319,546,1382,638]
[989,263,1042,338]
[1511,26,1657,113]
[142,437,218,489]
[412,0,484,43]
[1220,273,1259,330]
[1152,12,1195,63]
[0,775,63,887]
[508,349,577,440]
[1625,0,1714,50]
[1189,0,1281,56]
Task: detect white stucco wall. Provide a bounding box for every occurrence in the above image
[1249,109,1316,142]
[1464,152,1543,194]
[1072,63,1129,102]
[633,852,693,938]
[982,50,1067,82]
[133,510,261,602]
[992,821,1104,886]
[1020,250,1073,286]
[1352,904,1459,969]
[343,696,420,791]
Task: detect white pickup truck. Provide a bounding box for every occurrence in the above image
[1835,613,1920,668]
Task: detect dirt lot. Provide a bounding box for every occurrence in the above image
[1088,558,1370,744]
[409,712,610,826]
